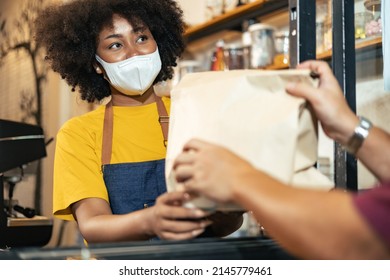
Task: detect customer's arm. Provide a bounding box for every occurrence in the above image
[353,126,390,181]
[286,60,390,182]
[173,139,390,259]
[230,165,389,259]
[173,60,390,258]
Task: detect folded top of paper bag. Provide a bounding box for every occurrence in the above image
[165,69,334,212]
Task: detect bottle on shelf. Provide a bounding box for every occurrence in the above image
[210,40,226,71]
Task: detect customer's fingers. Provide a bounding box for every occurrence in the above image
[296,60,338,87]
[182,138,210,152]
[286,80,319,104]
[174,164,193,183]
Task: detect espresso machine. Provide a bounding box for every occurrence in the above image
[0,119,52,248]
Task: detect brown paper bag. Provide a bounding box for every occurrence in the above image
[166,69,334,211]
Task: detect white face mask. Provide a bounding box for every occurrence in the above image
[95,48,162,96]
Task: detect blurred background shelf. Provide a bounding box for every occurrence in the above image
[317,36,382,60]
[184,0,288,43]
[183,0,382,72]
[266,36,383,70]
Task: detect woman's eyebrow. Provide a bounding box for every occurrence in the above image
[104,33,124,40]
[133,25,147,33]
[104,27,143,40]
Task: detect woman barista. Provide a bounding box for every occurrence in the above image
[35,0,242,243]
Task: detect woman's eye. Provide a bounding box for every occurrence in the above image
[109,42,122,50]
[136,35,148,44]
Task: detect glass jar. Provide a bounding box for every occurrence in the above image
[323,19,333,51]
[364,0,381,20]
[223,43,251,70]
[178,60,201,80]
[355,12,374,40]
[274,30,289,66]
[248,23,276,68]
[364,0,382,37]
[316,21,325,54]
[316,0,329,54]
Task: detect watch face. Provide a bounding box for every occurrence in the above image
[345,116,372,155]
[360,117,372,130]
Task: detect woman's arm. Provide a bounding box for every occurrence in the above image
[71,192,211,243]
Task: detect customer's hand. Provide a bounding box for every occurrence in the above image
[147,191,211,240]
[286,60,359,145]
[174,139,254,203]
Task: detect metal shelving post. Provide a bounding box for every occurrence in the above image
[290,0,358,190]
[332,0,357,191]
[288,0,316,68]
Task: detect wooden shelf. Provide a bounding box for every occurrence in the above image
[184,0,288,43]
[182,0,382,70]
[317,36,382,60]
[185,1,266,35]
[265,60,288,70]
[266,36,383,70]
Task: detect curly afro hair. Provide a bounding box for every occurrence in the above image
[34,0,185,103]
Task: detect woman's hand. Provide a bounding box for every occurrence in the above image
[286,60,359,145]
[146,191,212,240]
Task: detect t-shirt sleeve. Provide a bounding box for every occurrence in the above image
[352,182,390,249]
[53,118,108,220]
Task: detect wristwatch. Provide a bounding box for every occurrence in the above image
[344,116,372,155]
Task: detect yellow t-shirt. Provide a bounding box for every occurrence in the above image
[53,98,170,220]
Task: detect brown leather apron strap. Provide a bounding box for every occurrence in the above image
[155,95,169,147]
[101,100,113,166]
[101,95,169,166]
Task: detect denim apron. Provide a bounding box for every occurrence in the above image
[101,95,169,214]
